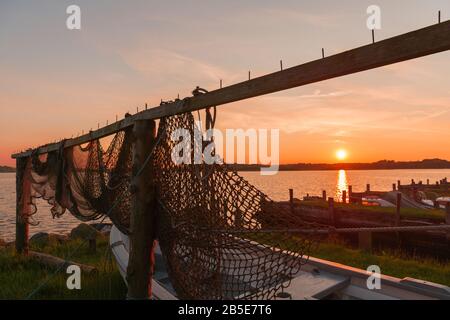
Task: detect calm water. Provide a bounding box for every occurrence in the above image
[1,169,450,241]
[0,173,83,242]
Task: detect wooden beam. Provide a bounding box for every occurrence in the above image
[12,20,450,159]
[15,157,30,255]
[28,251,98,274]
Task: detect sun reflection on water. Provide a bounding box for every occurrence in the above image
[336,169,348,202]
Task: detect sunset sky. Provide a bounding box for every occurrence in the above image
[1,0,449,166]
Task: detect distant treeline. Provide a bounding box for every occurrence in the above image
[230,159,450,171]
[0,166,15,173]
[2,159,450,173]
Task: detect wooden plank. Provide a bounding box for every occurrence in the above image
[28,251,98,274]
[12,20,450,159]
[282,271,349,299]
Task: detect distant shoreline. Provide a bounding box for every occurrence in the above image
[0,166,15,173]
[2,159,450,173]
[231,159,450,172]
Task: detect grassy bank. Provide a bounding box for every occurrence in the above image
[314,242,450,286]
[0,235,448,299]
[300,199,445,221]
[0,236,126,299]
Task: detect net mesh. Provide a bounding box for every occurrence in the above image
[153,112,317,299]
[26,129,133,234]
[18,111,319,300]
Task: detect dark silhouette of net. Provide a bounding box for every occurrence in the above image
[25,129,133,234]
[18,111,318,300]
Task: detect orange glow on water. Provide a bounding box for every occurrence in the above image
[336,169,348,202]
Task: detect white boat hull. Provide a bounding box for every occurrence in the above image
[110,226,450,300]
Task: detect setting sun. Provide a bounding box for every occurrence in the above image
[336,149,348,161]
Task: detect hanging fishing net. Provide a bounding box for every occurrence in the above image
[152,112,318,299]
[22,129,133,234]
[17,110,319,300]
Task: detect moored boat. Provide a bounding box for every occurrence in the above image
[110,226,450,300]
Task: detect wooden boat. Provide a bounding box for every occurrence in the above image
[110,226,450,300]
[362,196,395,207]
[436,197,450,208]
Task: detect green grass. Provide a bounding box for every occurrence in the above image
[1,236,448,299]
[0,236,127,300]
[314,242,450,286]
[299,199,445,221]
[247,232,450,287]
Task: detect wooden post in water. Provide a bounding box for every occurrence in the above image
[366,184,370,193]
[289,189,294,214]
[397,180,401,189]
[392,183,396,191]
[15,157,30,255]
[395,192,402,226]
[127,119,157,299]
[328,198,336,226]
[322,190,326,201]
[342,190,347,204]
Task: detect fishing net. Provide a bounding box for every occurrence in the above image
[22,129,133,234]
[152,112,318,299]
[17,110,319,300]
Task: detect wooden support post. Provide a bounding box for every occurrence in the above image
[322,190,326,201]
[16,157,29,255]
[395,192,402,227]
[328,197,336,226]
[127,119,157,300]
[366,184,370,192]
[427,179,430,185]
[342,190,347,204]
[434,200,440,209]
[358,232,372,252]
[392,183,396,191]
[348,186,353,203]
[289,189,294,214]
[397,180,401,189]
[446,203,450,243]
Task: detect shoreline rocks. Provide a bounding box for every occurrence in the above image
[30,232,69,246]
[1,222,113,248]
[70,223,101,240]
